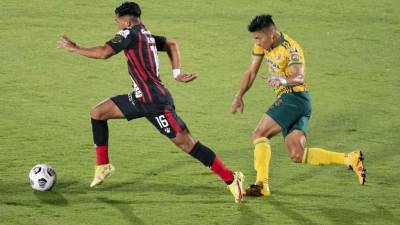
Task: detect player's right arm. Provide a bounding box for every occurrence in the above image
[58,35,115,59]
[231,55,263,114]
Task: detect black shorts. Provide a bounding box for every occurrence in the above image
[110,93,187,138]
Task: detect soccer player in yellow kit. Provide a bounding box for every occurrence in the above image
[231,14,366,196]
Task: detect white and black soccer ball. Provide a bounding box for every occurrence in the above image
[29,164,57,191]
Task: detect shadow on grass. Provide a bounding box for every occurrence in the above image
[95,180,232,204]
[321,204,400,224]
[272,167,324,190]
[237,204,267,224]
[95,160,226,198]
[271,190,339,198]
[97,196,146,225]
[268,196,319,225]
[33,190,68,206]
[52,180,89,195]
[99,180,218,195]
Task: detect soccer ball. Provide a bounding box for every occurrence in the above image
[28,164,57,191]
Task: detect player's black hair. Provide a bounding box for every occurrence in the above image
[248,14,275,32]
[115,1,141,18]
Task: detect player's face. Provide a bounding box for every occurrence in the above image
[115,16,129,30]
[252,30,274,49]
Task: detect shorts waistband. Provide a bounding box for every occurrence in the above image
[277,86,307,96]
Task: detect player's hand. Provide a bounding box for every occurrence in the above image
[175,73,197,83]
[58,35,78,52]
[261,75,281,88]
[231,95,244,114]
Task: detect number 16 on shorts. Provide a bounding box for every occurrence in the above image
[155,115,171,133]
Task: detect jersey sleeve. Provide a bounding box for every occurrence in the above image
[152,35,167,51]
[252,44,265,56]
[287,45,305,66]
[106,29,133,54]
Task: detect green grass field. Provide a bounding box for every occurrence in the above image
[1,0,400,224]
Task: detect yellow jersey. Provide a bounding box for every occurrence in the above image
[252,32,307,96]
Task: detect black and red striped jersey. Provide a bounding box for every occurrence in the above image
[106,24,170,104]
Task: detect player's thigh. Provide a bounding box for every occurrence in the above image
[252,114,282,140]
[108,93,146,121]
[285,129,307,162]
[146,105,193,151]
[266,93,308,137]
[90,98,125,120]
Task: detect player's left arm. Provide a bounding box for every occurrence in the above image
[58,35,115,59]
[264,63,305,88]
[283,63,305,86]
[155,36,196,83]
[286,63,305,85]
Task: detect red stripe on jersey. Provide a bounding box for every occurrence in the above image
[138,31,166,94]
[137,33,150,79]
[149,73,166,94]
[127,49,153,102]
[164,108,183,133]
[127,48,148,81]
[125,50,152,102]
[143,36,167,95]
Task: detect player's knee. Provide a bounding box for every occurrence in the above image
[176,141,195,153]
[90,107,104,120]
[252,129,264,141]
[178,143,192,152]
[288,148,304,163]
[173,132,196,153]
[290,153,303,163]
[175,140,193,152]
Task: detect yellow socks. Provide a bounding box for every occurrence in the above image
[253,137,271,184]
[303,148,351,166]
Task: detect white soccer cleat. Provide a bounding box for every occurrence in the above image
[227,171,245,203]
[90,164,115,187]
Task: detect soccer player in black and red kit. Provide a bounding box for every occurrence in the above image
[58,1,244,203]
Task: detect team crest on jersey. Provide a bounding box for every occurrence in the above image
[112,30,130,43]
[291,54,300,62]
[117,29,130,38]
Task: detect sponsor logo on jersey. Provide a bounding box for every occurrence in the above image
[128,93,135,105]
[130,79,143,98]
[111,35,122,43]
[265,58,280,69]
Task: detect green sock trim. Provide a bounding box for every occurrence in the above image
[253,138,269,145]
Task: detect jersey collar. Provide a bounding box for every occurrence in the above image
[271,32,285,49]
